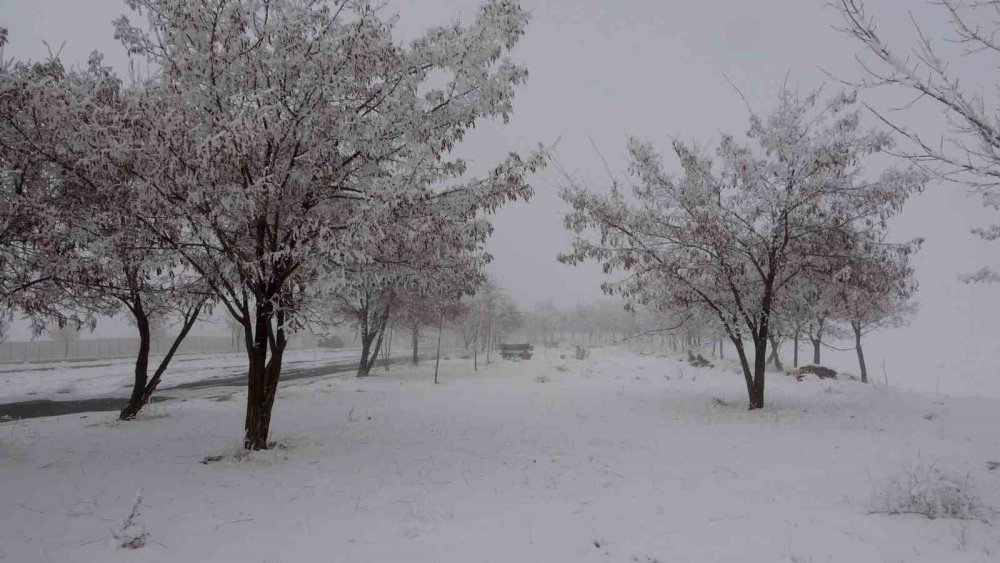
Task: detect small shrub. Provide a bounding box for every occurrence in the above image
[871,461,990,521]
[535,375,550,384]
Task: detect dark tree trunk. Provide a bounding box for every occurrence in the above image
[749,279,779,409]
[853,321,868,384]
[411,324,419,365]
[363,324,386,376]
[357,303,390,377]
[793,330,799,368]
[730,333,756,406]
[809,319,824,365]
[244,297,286,451]
[719,338,724,360]
[244,326,271,449]
[122,303,152,420]
[357,326,373,377]
[749,335,767,410]
[434,317,443,384]
[120,302,202,420]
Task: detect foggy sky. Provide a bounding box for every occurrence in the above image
[1,1,998,396]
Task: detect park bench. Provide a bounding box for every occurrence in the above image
[500,343,533,360]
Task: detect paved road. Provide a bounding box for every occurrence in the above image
[0,352,453,421]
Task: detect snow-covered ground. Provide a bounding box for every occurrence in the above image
[0,348,384,403]
[1,346,998,562]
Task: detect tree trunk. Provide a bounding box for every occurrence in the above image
[853,321,868,384]
[411,325,419,365]
[810,318,824,365]
[363,324,386,376]
[745,280,776,410]
[120,303,202,420]
[768,335,783,371]
[121,303,152,420]
[357,323,373,378]
[357,304,390,377]
[244,342,270,450]
[244,298,286,451]
[719,338,724,360]
[730,333,756,406]
[434,316,443,384]
[749,333,767,410]
[473,332,478,371]
[793,330,799,368]
[383,328,392,372]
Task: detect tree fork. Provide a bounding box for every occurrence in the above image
[120,302,203,420]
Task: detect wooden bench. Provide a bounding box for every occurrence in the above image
[500,343,533,360]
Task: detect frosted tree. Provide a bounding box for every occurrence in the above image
[561,90,924,409]
[769,281,821,369]
[457,278,511,367]
[112,0,544,449]
[394,288,469,383]
[800,280,844,367]
[333,167,502,377]
[491,297,523,345]
[335,280,396,377]
[0,33,65,313]
[0,43,210,420]
[837,0,1000,283]
[828,228,920,383]
[395,292,437,366]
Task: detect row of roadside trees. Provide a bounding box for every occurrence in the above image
[0,0,545,449]
[559,0,1000,408]
[560,89,926,409]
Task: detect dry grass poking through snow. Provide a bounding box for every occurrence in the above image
[870,459,993,521]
